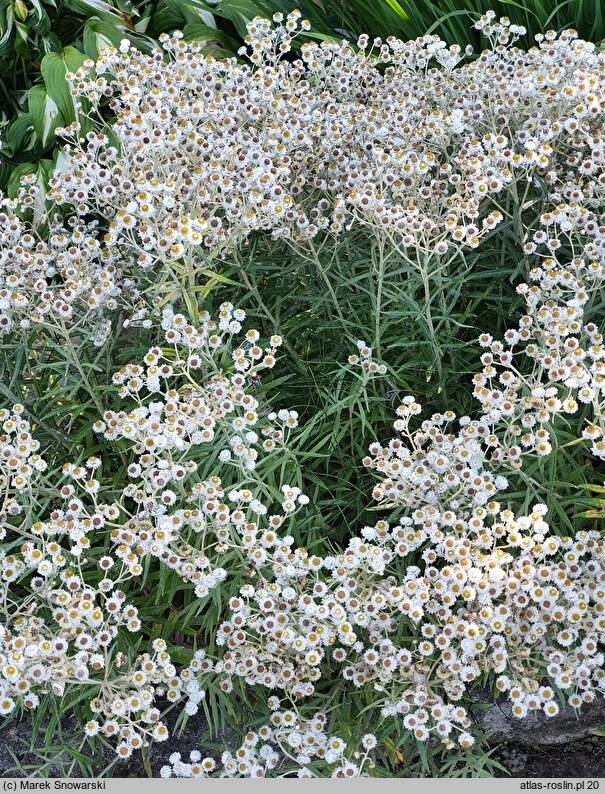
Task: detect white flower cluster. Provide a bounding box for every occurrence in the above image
[3,10,603,347]
[58,9,594,263]
[0,405,47,535]
[348,341,387,376]
[0,203,125,345]
[0,307,297,754]
[160,20,605,768]
[160,700,374,778]
[99,303,282,467]
[205,208,605,748]
[3,9,605,776]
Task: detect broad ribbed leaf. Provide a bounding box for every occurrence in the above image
[62,0,132,25]
[83,17,125,57]
[40,46,87,125]
[28,85,64,147]
[182,22,232,46]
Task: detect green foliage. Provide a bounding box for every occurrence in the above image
[0,0,234,186]
[1,2,605,780]
[211,0,605,47]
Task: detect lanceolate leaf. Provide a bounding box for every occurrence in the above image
[383,0,409,21]
[215,0,271,35]
[13,18,32,57]
[178,0,269,36]
[162,0,217,27]
[29,0,51,20]
[0,112,39,159]
[0,1,15,51]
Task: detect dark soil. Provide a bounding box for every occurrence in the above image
[2,711,604,778]
[0,708,227,778]
[495,735,605,779]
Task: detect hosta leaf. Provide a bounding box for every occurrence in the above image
[6,160,36,197]
[7,159,53,224]
[13,0,28,22]
[40,46,87,125]
[182,22,231,47]
[148,0,185,31]
[0,112,38,159]
[112,0,137,15]
[13,19,32,58]
[38,30,62,55]
[161,0,214,27]
[29,12,52,34]
[31,159,54,224]
[62,0,134,26]
[0,3,15,51]
[53,142,73,176]
[133,9,150,33]
[179,0,267,36]
[28,84,64,147]
[83,17,124,57]
[215,0,270,32]
[14,16,28,39]
[190,5,216,27]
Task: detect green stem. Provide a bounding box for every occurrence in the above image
[237,265,305,374]
[59,319,106,419]
[374,235,386,361]
[419,259,444,390]
[305,240,348,328]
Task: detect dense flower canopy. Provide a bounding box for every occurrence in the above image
[1,9,605,777]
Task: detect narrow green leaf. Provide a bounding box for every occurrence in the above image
[383,0,409,22]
